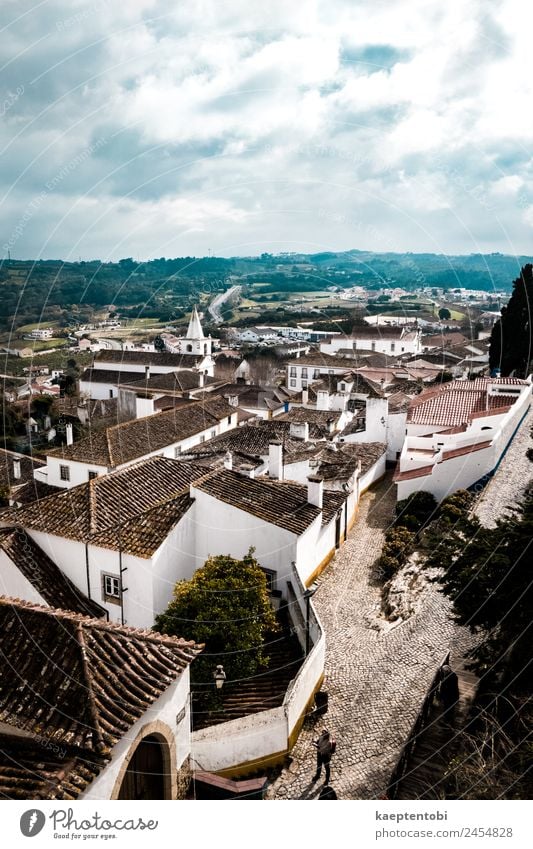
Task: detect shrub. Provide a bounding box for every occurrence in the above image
[377,527,416,581]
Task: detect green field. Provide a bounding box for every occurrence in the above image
[1,337,68,352]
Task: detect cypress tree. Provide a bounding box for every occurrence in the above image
[489,264,533,377]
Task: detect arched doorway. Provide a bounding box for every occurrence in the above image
[117,733,171,800]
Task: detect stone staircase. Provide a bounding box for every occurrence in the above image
[192,620,304,730]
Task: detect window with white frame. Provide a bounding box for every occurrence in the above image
[211,429,216,438]
[314,369,320,379]
[174,445,182,457]
[290,379,296,387]
[301,367,308,378]
[88,470,98,481]
[59,465,70,482]
[290,366,297,377]
[102,573,121,603]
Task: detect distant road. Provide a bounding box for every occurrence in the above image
[209,285,241,324]
[95,337,121,350]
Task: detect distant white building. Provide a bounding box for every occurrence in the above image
[28,327,53,340]
[320,326,422,357]
[35,397,238,489]
[80,347,214,400]
[394,377,531,502]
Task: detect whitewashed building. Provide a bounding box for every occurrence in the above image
[395,377,532,501]
[80,343,214,401]
[320,326,422,357]
[0,597,200,800]
[35,397,238,489]
[6,453,347,627]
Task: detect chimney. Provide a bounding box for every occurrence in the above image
[145,365,150,380]
[317,389,330,410]
[268,440,283,480]
[228,394,239,407]
[66,423,73,446]
[307,475,323,509]
[289,421,309,441]
[13,459,21,480]
[302,388,309,405]
[198,371,205,388]
[224,450,233,470]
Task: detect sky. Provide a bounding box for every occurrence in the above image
[1,0,533,261]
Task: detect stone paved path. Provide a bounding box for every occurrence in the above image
[474,405,533,528]
[267,475,476,800]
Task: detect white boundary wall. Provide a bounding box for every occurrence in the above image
[191,609,325,774]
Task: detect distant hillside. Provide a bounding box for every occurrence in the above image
[0,250,526,330]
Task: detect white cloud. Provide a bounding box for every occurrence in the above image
[1,0,533,258]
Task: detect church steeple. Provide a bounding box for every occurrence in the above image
[178,306,212,357]
[186,306,205,340]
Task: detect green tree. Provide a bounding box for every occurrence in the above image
[395,491,439,532]
[438,307,451,320]
[153,334,166,352]
[489,264,533,377]
[377,526,416,581]
[428,485,532,686]
[154,550,278,685]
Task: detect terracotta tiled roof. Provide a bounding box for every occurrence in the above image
[351,326,406,338]
[47,398,235,467]
[5,456,206,557]
[288,442,385,479]
[286,351,388,369]
[407,378,529,427]
[0,597,201,795]
[422,332,468,348]
[80,368,145,385]
[387,390,416,413]
[194,469,345,534]
[276,408,342,426]
[0,734,104,800]
[8,478,60,505]
[95,350,205,367]
[0,529,105,617]
[120,371,217,393]
[186,419,330,460]
[0,449,45,491]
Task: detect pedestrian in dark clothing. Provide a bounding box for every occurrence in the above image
[312,729,335,784]
[439,664,459,710]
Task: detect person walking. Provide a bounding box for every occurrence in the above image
[312,728,335,784]
[439,663,459,712]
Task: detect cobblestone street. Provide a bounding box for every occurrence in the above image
[267,475,477,800]
[474,406,533,528]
